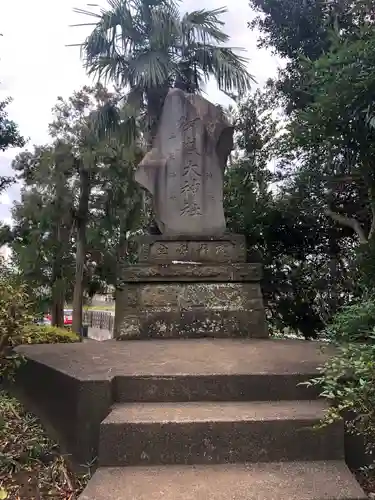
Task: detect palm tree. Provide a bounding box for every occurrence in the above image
[73,0,254,141]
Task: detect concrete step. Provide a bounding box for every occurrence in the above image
[114,373,318,402]
[98,400,344,466]
[79,461,367,500]
[112,338,329,402]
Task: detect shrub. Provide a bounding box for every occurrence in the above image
[306,341,375,457]
[306,296,375,459]
[0,260,80,381]
[323,296,375,343]
[0,263,33,380]
[20,324,80,345]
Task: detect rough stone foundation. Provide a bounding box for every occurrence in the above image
[115,235,268,340]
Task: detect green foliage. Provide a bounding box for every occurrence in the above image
[19,325,80,345]
[10,85,144,330]
[249,0,375,254]
[224,89,356,338]
[306,341,375,457]
[0,260,33,380]
[0,97,25,152]
[323,297,375,343]
[248,0,374,113]
[76,0,253,141]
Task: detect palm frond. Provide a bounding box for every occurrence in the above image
[181,8,229,44]
[129,50,175,88]
[194,44,255,96]
[104,0,144,47]
[84,54,132,88]
[149,5,180,49]
[78,0,142,64]
[82,27,112,62]
[73,7,103,19]
[91,102,138,146]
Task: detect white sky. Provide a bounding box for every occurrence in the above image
[0,0,281,224]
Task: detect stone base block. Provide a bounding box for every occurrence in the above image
[115,264,268,339]
[136,234,247,263]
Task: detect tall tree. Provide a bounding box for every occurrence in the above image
[0,96,25,241]
[49,86,111,332]
[11,88,143,329]
[248,0,374,112]
[246,0,374,312]
[224,88,360,338]
[11,144,76,324]
[0,97,24,153]
[74,0,253,141]
[47,84,143,332]
[285,25,375,287]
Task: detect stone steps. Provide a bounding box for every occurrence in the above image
[114,373,318,402]
[98,400,344,467]
[79,461,367,500]
[76,339,366,499]
[110,338,327,402]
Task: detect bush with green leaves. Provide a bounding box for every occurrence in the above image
[307,295,375,461]
[0,261,34,380]
[0,259,80,381]
[306,341,375,457]
[21,324,79,344]
[323,296,375,343]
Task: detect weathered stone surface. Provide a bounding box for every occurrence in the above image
[79,462,367,500]
[119,282,261,309]
[137,234,246,263]
[119,263,261,283]
[114,372,320,403]
[98,400,344,466]
[115,279,267,339]
[115,308,268,340]
[11,349,112,471]
[135,88,234,236]
[116,235,267,338]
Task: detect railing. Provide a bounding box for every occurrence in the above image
[83,310,114,332]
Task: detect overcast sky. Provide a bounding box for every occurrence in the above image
[0,0,281,225]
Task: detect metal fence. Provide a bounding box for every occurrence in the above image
[83,310,114,332]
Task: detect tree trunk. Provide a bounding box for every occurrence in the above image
[146,86,169,147]
[51,280,64,327]
[72,168,90,334]
[51,221,65,327]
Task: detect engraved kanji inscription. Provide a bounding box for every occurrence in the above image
[181,201,202,216]
[199,243,209,255]
[134,88,234,235]
[183,159,201,177]
[216,244,229,258]
[181,179,200,196]
[176,243,188,256]
[155,243,168,256]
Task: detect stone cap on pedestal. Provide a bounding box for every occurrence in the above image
[136,234,246,264]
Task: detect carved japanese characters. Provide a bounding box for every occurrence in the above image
[135,88,234,236]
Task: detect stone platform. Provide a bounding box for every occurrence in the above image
[115,234,268,339]
[14,339,328,468]
[12,338,367,499]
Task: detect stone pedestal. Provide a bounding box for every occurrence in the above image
[115,235,268,340]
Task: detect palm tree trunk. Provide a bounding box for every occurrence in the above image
[146,86,169,146]
[72,168,90,334]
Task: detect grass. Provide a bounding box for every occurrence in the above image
[63,304,115,312]
[0,391,89,499]
[84,305,115,312]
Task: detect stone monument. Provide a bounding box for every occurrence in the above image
[115,88,268,339]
